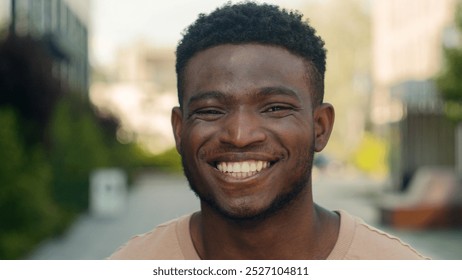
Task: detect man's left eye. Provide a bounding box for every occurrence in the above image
[265,105,294,113]
[267,106,287,112]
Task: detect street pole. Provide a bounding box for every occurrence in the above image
[10,0,16,36]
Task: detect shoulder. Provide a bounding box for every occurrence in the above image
[329,210,429,260]
[108,214,197,260]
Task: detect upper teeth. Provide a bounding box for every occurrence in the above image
[216,161,270,173]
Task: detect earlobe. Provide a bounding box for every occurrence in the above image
[171,107,183,153]
[314,103,335,152]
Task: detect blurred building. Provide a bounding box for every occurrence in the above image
[90,41,177,154]
[372,0,458,189]
[2,0,90,95]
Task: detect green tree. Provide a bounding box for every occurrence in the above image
[436,1,462,122]
[0,33,147,258]
[0,108,60,259]
[49,95,112,216]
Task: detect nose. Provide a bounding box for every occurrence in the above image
[218,109,267,147]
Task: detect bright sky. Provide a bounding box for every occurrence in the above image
[90,0,308,66]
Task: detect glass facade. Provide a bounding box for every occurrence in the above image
[8,0,89,96]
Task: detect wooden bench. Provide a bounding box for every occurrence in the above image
[378,167,462,229]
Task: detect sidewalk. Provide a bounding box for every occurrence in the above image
[28,173,199,259]
[28,172,462,260]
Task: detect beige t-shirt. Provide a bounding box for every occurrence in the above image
[108,210,429,260]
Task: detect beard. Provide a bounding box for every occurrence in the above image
[180,145,315,223]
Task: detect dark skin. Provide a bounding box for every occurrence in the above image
[172,44,338,259]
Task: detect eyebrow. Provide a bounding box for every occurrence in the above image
[186,86,302,107]
[187,91,227,107]
[258,86,302,102]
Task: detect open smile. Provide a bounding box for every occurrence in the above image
[215,160,273,179]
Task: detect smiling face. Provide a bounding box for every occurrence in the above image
[172,44,334,221]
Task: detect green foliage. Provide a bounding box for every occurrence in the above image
[436,2,462,122]
[49,95,112,215]
[49,94,148,218]
[456,0,462,30]
[140,147,183,173]
[0,108,60,259]
[149,148,183,172]
[0,35,61,145]
[0,34,148,259]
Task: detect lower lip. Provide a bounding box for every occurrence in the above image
[221,170,259,179]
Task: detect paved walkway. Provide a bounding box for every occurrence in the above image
[28,172,462,260]
[28,173,199,260]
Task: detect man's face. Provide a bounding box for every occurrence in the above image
[172,44,333,221]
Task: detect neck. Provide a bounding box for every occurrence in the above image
[190,188,339,259]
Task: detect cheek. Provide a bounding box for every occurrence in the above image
[271,120,315,173]
[271,118,314,146]
[180,122,216,160]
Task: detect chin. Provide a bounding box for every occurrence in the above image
[189,175,309,223]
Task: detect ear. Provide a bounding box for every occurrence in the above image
[171,106,183,153]
[313,103,335,152]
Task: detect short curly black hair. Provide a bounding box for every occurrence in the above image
[176,1,326,106]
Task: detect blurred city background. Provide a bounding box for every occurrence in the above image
[0,0,461,260]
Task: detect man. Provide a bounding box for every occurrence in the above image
[110,2,428,260]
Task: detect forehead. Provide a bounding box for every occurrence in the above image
[182,44,313,105]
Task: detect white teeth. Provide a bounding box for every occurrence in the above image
[256,161,263,171]
[216,160,271,178]
[242,162,250,172]
[250,162,256,172]
[232,162,240,172]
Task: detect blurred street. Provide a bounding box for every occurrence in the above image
[28,172,462,260]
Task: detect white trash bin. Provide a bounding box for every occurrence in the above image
[90,168,127,218]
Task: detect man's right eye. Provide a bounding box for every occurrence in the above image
[196,109,223,115]
[189,108,224,120]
